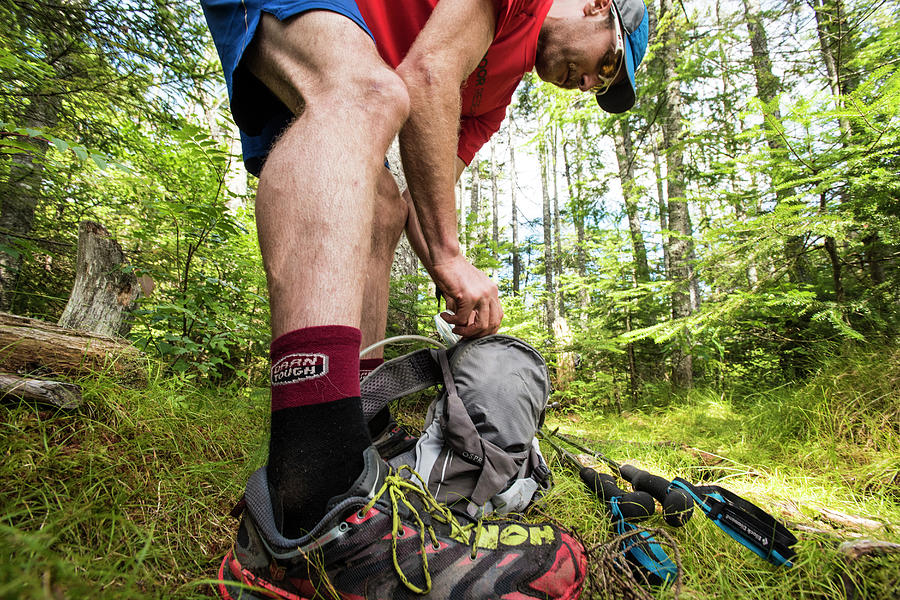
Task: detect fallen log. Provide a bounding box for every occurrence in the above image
[0,312,145,381]
[839,539,900,560]
[775,499,890,532]
[815,505,887,532]
[0,372,81,408]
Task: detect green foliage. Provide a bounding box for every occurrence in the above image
[0,0,269,382]
[119,125,269,382]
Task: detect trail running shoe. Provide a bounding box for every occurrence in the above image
[217,446,586,599]
[371,419,418,461]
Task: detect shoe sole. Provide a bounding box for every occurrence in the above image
[217,551,310,600]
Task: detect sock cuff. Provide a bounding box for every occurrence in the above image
[270,325,361,411]
[360,357,384,369]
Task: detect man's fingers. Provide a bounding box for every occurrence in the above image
[490,299,503,332]
[432,257,503,338]
[452,300,501,338]
[447,306,475,329]
[439,309,463,326]
[444,296,457,314]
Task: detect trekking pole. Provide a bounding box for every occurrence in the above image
[549,430,694,527]
[538,430,654,522]
[539,429,678,586]
[548,432,798,567]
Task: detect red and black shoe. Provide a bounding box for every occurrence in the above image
[217,446,586,599]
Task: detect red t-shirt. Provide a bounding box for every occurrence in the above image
[356,0,553,165]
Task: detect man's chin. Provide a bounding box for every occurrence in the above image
[533,64,557,86]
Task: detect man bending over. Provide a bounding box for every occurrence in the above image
[200,0,648,597]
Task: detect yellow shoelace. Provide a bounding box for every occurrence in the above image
[360,465,482,595]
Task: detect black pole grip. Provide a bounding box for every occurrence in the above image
[579,469,655,522]
[661,488,694,527]
[619,465,670,501]
[620,464,694,527]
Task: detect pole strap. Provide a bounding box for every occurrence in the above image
[669,477,797,567]
[608,499,679,587]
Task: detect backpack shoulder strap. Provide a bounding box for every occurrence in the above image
[360,348,442,420]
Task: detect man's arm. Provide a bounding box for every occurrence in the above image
[402,157,467,282]
[395,0,501,338]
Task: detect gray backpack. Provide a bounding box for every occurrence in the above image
[361,334,552,520]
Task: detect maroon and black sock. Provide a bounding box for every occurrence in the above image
[360,357,391,437]
[267,326,370,537]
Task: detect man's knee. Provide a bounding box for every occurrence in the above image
[351,67,410,132]
[246,13,409,129]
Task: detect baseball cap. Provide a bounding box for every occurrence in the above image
[596,0,649,113]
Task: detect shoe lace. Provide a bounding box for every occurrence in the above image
[360,464,477,595]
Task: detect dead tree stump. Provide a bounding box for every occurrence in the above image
[58,221,140,337]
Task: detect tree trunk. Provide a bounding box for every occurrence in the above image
[540,136,556,336]
[625,307,637,405]
[565,125,590,314]
[652,135,670,278]
[386,141,422,335]
[58,221,141,337]
[388,237,421,335]
[812,0,886,289]
[457,164,466,257]
[862,235,885,285]
[490,139,500,280]
[821,192,844,302]
[615,118,651,284]
[572,128,587,280]
[743,0,811,285]
[551,125,563,317]
[811,0,852,138]
[468,163,481,258]
[552,316,575,391]
[716,0,758,289]
[508,125,521,295]
[660,0,693,387]
[0,99,59,311]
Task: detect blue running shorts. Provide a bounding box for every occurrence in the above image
[200,0,374,175]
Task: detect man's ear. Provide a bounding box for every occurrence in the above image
[583,0,611,17]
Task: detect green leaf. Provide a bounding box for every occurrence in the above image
[50,137,69,153]
[91,153,108,170]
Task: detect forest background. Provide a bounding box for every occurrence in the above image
[0,0,898,598]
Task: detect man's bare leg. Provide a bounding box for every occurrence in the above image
[245,11,409,536]
[359,168,411,442]
[359,167,408,359]
[250,14,408,338]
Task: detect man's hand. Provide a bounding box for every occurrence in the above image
[432,254,502,338]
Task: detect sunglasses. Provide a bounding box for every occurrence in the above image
[590,6,625,96]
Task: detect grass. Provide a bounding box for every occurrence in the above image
[0,345,898,599]
[0,370,269,599]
